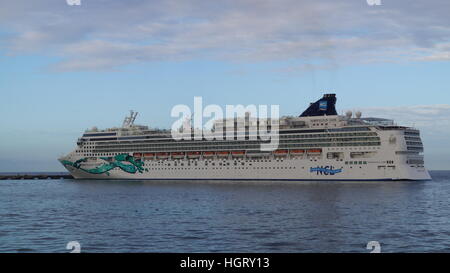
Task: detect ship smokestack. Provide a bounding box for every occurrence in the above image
[300,93,338,117]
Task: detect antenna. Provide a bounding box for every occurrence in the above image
[122,110,139,128]
[131,111,138,124]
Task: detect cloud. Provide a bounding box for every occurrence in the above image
[1,0,450,71]
[414,42,450,61]
[347,104,450,138]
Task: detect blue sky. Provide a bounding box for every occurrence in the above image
[1,0,449,171]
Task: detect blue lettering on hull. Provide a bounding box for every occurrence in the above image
[310,166,343,175]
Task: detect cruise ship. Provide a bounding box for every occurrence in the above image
[59,94,431,181]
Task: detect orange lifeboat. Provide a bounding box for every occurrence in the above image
[203,151,215,157]
[217,151,229,157]
[231,151,245,157]
[143,153,154,160]
[273,149,288,157]
[187,151,201,159]
[307,149,322,154]
[133,152,142,158]
[171,152,185,159]
[156,152,169,159]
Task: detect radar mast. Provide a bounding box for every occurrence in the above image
[122,110,138,128]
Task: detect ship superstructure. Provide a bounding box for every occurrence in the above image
[59,94,430,181]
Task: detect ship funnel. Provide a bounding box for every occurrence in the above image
[300,93,338,117]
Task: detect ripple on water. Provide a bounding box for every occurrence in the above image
[15,248,35,253]
[260,241,299,250]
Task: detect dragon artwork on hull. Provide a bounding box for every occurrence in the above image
[61,154,147,176]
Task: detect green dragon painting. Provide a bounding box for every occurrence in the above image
[61,154,147,176]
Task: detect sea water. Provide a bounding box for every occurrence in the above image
[1,171,449,253]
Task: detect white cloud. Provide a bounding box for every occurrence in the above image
[1,0,450,71]
[348,104,450,138]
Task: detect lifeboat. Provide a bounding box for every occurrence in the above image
[133,152,142,158]
[273,149,288,157]
[156,152,169,159]
[231,151,245,157]
[290,149,305,155]
[187,151,201,159]
[307,149,322,154]
[171,152,185,159]
[203,151,215,157]
[217,151,229,157]
[143,153,154,159]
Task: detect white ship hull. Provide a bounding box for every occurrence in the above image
[63,157,430,181]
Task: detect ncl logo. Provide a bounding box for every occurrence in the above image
[310,166,343,175]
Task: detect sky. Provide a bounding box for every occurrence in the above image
[0,0,449,171]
